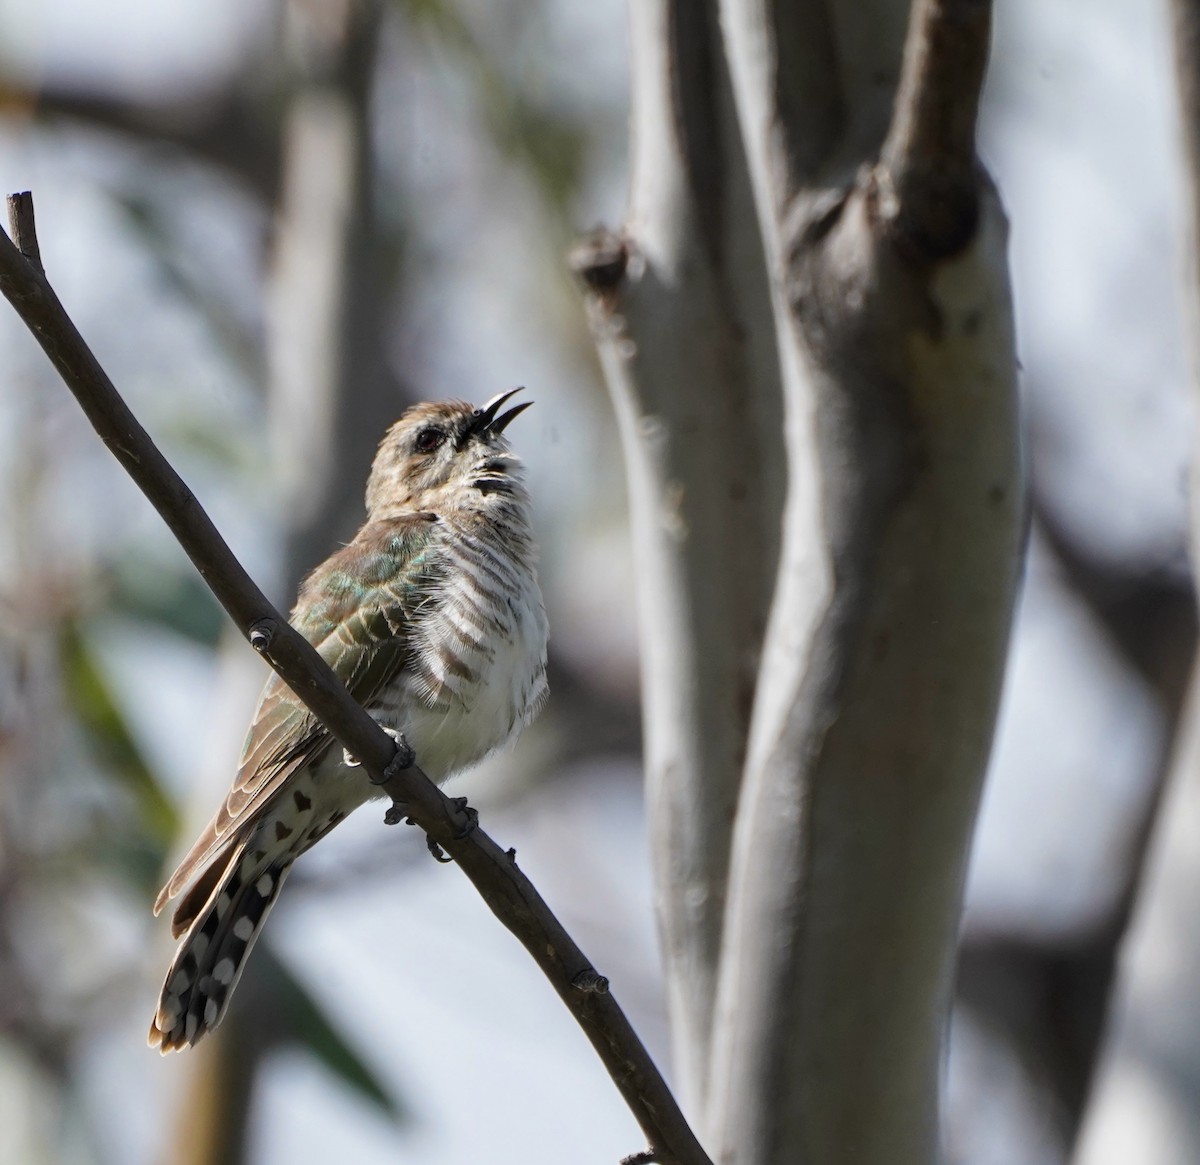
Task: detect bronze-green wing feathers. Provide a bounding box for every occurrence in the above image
[154,513,443,922]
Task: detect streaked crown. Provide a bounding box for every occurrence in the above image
[365,389,533,518]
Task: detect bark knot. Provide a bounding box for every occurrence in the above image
[568,227,629,298]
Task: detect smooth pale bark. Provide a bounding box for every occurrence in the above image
[708,181,1022,1164]
[713,1,1023,1161]
[586,0,1022,1158]
[575,0,784,1112]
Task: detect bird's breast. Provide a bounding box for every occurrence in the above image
[374,528,547,783]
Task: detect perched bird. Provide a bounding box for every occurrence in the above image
[149,390,548,1051]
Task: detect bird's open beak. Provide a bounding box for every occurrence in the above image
[475,387,532,435]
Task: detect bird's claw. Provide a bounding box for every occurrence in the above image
[342,726,414,781]
[424,798,478,863]
[371,728,415,785]
[449,796,478,839]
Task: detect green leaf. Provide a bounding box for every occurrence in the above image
[59,620,181,846]
[259,945,408,1122]
[107,556,226,646]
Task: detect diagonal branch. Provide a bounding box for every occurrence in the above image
[0,192,711,1165]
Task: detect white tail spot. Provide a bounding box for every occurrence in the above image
[213,958,235,985]
[256,874,274,897]
[233,917,254,941]
[204,999,218,1026]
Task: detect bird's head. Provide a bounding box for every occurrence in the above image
[365,389,534,518]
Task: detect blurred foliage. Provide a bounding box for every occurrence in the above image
[113,191,263,387]
[401,0,588,217]
[248,944,408,1122]
[70,612,403,1123]
[58,618,178,881]
[106,555,226,647]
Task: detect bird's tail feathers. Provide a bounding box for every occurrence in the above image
[149,843,292,1052]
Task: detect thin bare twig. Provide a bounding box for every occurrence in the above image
[878,0,992,256]
[6,193,43,274]
[0,192,711,1165]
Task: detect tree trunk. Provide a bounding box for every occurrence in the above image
[267,0,410,594]
[576,2,1024,1161]
[572,0,784,1112]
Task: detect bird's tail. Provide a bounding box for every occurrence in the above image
[149,842,292,1052]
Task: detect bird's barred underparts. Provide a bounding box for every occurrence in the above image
[149,391,548,1051]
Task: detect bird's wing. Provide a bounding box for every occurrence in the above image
[154,512,443,914]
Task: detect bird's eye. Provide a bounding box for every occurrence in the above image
[414,426,445,453]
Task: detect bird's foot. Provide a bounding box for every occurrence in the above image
[449,795,478,839]
[342,727,414,782]
[356,730,413,826]
[348,729,417,782]
[372,729,415,785]
[424,798,478,863]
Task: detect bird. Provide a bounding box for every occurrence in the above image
[148,389,549,1052]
